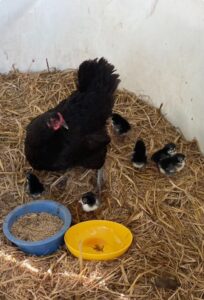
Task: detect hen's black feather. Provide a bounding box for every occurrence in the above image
[25,58,120,171]
[78,58,120,94]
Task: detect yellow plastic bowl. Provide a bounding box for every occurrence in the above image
[64,220,133,260]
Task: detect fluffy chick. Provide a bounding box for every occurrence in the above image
[158,153,186,175]
[151,143,176,163]
[132,139,147,168]
[79,192,100,212]
[111,113,131,135]
[26,172,44,196]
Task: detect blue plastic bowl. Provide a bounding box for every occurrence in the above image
[3,200,72,256]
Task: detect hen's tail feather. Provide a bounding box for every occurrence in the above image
[77,57,120,94]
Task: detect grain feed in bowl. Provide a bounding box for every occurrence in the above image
[11,212,64,241]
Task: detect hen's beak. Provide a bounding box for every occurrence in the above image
[62,122,69,130]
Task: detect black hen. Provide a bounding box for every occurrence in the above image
[25,58,120,188]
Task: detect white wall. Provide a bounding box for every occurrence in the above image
[1,0,204,151]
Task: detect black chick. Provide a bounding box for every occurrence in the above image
[111,113,131,135]
[26,173,44,197]
[151,143,176,163]
[158,153,186,175]
[79,192,100,212]
[132,139,147,168]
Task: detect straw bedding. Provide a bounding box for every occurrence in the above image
[0,69,204,299]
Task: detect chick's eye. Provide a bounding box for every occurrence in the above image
[82,198,87,204]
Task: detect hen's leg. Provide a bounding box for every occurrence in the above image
[96,167,104,194]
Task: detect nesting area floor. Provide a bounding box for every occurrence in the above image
[0,70,204,300]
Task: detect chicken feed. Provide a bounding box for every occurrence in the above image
[11,212,64,241]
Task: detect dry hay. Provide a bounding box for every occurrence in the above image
[0,69,204,300]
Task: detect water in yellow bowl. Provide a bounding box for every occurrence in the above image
[64,220,133,260]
